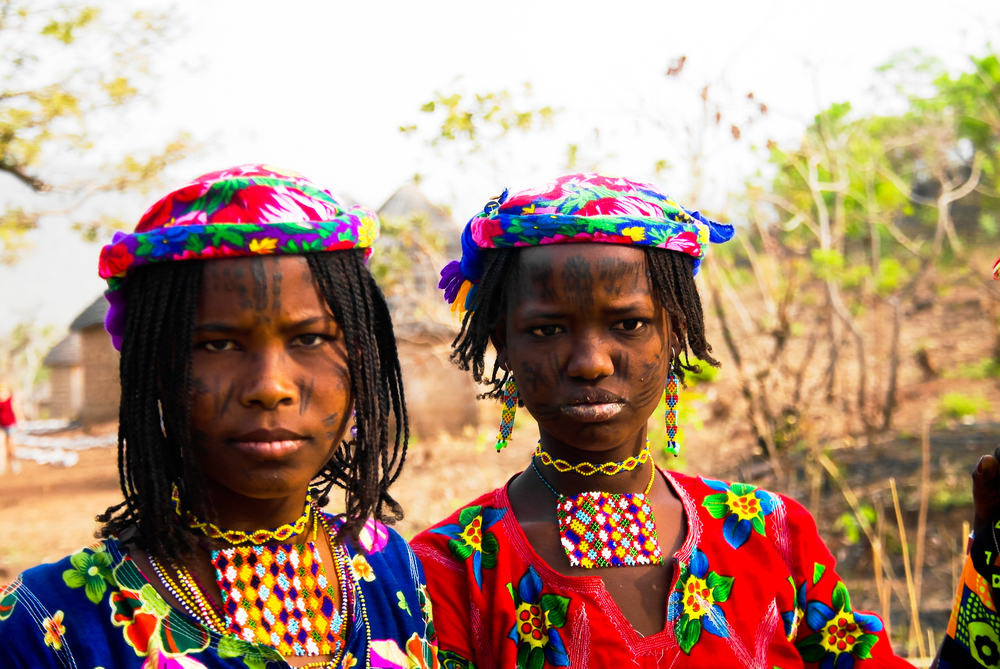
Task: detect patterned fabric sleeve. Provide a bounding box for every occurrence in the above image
[338,518,440,669]
[779,494,912,668]
[938,548,1000,666]
[409,539,479,669]
[0,579,64,669]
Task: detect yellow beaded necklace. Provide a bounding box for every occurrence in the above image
[171,485,312,544]
[534,441,650,476]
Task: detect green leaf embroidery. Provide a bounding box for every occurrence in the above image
[540,593,570,629]
[397,591,412,616]
[706,572,735,603]
[812,562,826,585]
[457,505,483,527]
[751,515,766,536]
[830,581,850,613]
[448,539,474,561]
[676,614,702,654]
[702,493,730,519]
[853,633,879,659]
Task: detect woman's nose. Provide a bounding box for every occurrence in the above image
[239,349,297,410]
[565,334,615,380]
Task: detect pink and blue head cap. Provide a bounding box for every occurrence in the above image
[98,164,380,350]
[439,172,735,313]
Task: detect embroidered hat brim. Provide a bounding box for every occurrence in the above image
[99,164,380,350]
[439,172,735,314]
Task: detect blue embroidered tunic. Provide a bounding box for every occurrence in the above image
[0,514,437,669]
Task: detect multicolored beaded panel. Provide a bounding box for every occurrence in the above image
[212,543,346,656]
[495,375,518,452]
[556,491,663,569]
[664,372,680,456]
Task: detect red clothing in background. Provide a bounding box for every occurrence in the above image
[0,395,14,428]
[412,469,911,668]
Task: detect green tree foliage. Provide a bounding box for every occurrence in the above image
[403,82,556,154]
[0,1,198,263]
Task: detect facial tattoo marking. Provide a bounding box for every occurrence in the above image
[561,255,594,310]
[250,257,269,312]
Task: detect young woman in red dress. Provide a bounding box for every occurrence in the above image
[412,173,910,668]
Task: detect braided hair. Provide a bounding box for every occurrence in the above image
[97,249,408,560]
[450,246,719,399]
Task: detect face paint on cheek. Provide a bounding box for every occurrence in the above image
[323,413,341,443]
[297,378,314,415]
[192,378,211,395]
[518,361,543,394]
[632,354,667,407]
[217,381,236,418]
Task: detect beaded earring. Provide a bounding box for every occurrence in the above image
[664,356,680,457]
[495,373,518,452]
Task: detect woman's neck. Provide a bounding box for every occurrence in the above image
[187,481,313,536]
[535,429,652,496]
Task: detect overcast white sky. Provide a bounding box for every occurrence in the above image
[2,0,999,336]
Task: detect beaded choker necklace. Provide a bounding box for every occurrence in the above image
[534,441,650,476]
[533,458,663,569]
[171,486,312,545]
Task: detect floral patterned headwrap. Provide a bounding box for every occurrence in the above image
[438,172,735,313]
[98,164,380,350]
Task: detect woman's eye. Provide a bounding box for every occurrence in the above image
[201,340,237,352]
[530,325,563,337]
[293,334,327,348]
[614,319,645,332]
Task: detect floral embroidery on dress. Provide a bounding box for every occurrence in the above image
[42,610,66,650]
[0,584,18,621]
[398,591,412,616]
[667,547,734,654]
[108,573,210,658]
[796,581,881,668]
[701,478,776,549]
[417,584,435,640]
[216,635,283,669]
[780,577,807,641]
[506,566,570,669]
[429,505,506,589]
[437,649,477,669]
[353,554,376,582]
[62,546,115,604]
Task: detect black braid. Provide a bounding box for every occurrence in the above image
[305,251,408,541]
[98,249,408,559]
[450,246,719,400]
[97,260,204,560]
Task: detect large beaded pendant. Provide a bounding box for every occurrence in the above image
[556,491,663,568]
[212,542,346,656]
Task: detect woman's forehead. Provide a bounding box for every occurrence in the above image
[515,244,648,281]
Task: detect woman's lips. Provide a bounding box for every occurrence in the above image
[229,439,308,458]
[561,402,624,422]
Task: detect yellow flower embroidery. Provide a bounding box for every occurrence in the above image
[621,227,646,242]
[43,610,66,650]
[352,554,375,582]
[341,652,358,668]
[249,238,278,253]
[357,215,378,248]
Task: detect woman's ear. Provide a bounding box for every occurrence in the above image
[491,322,509,371]
[668,316,685,360]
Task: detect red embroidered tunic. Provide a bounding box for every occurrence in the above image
[411,469,912,669]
